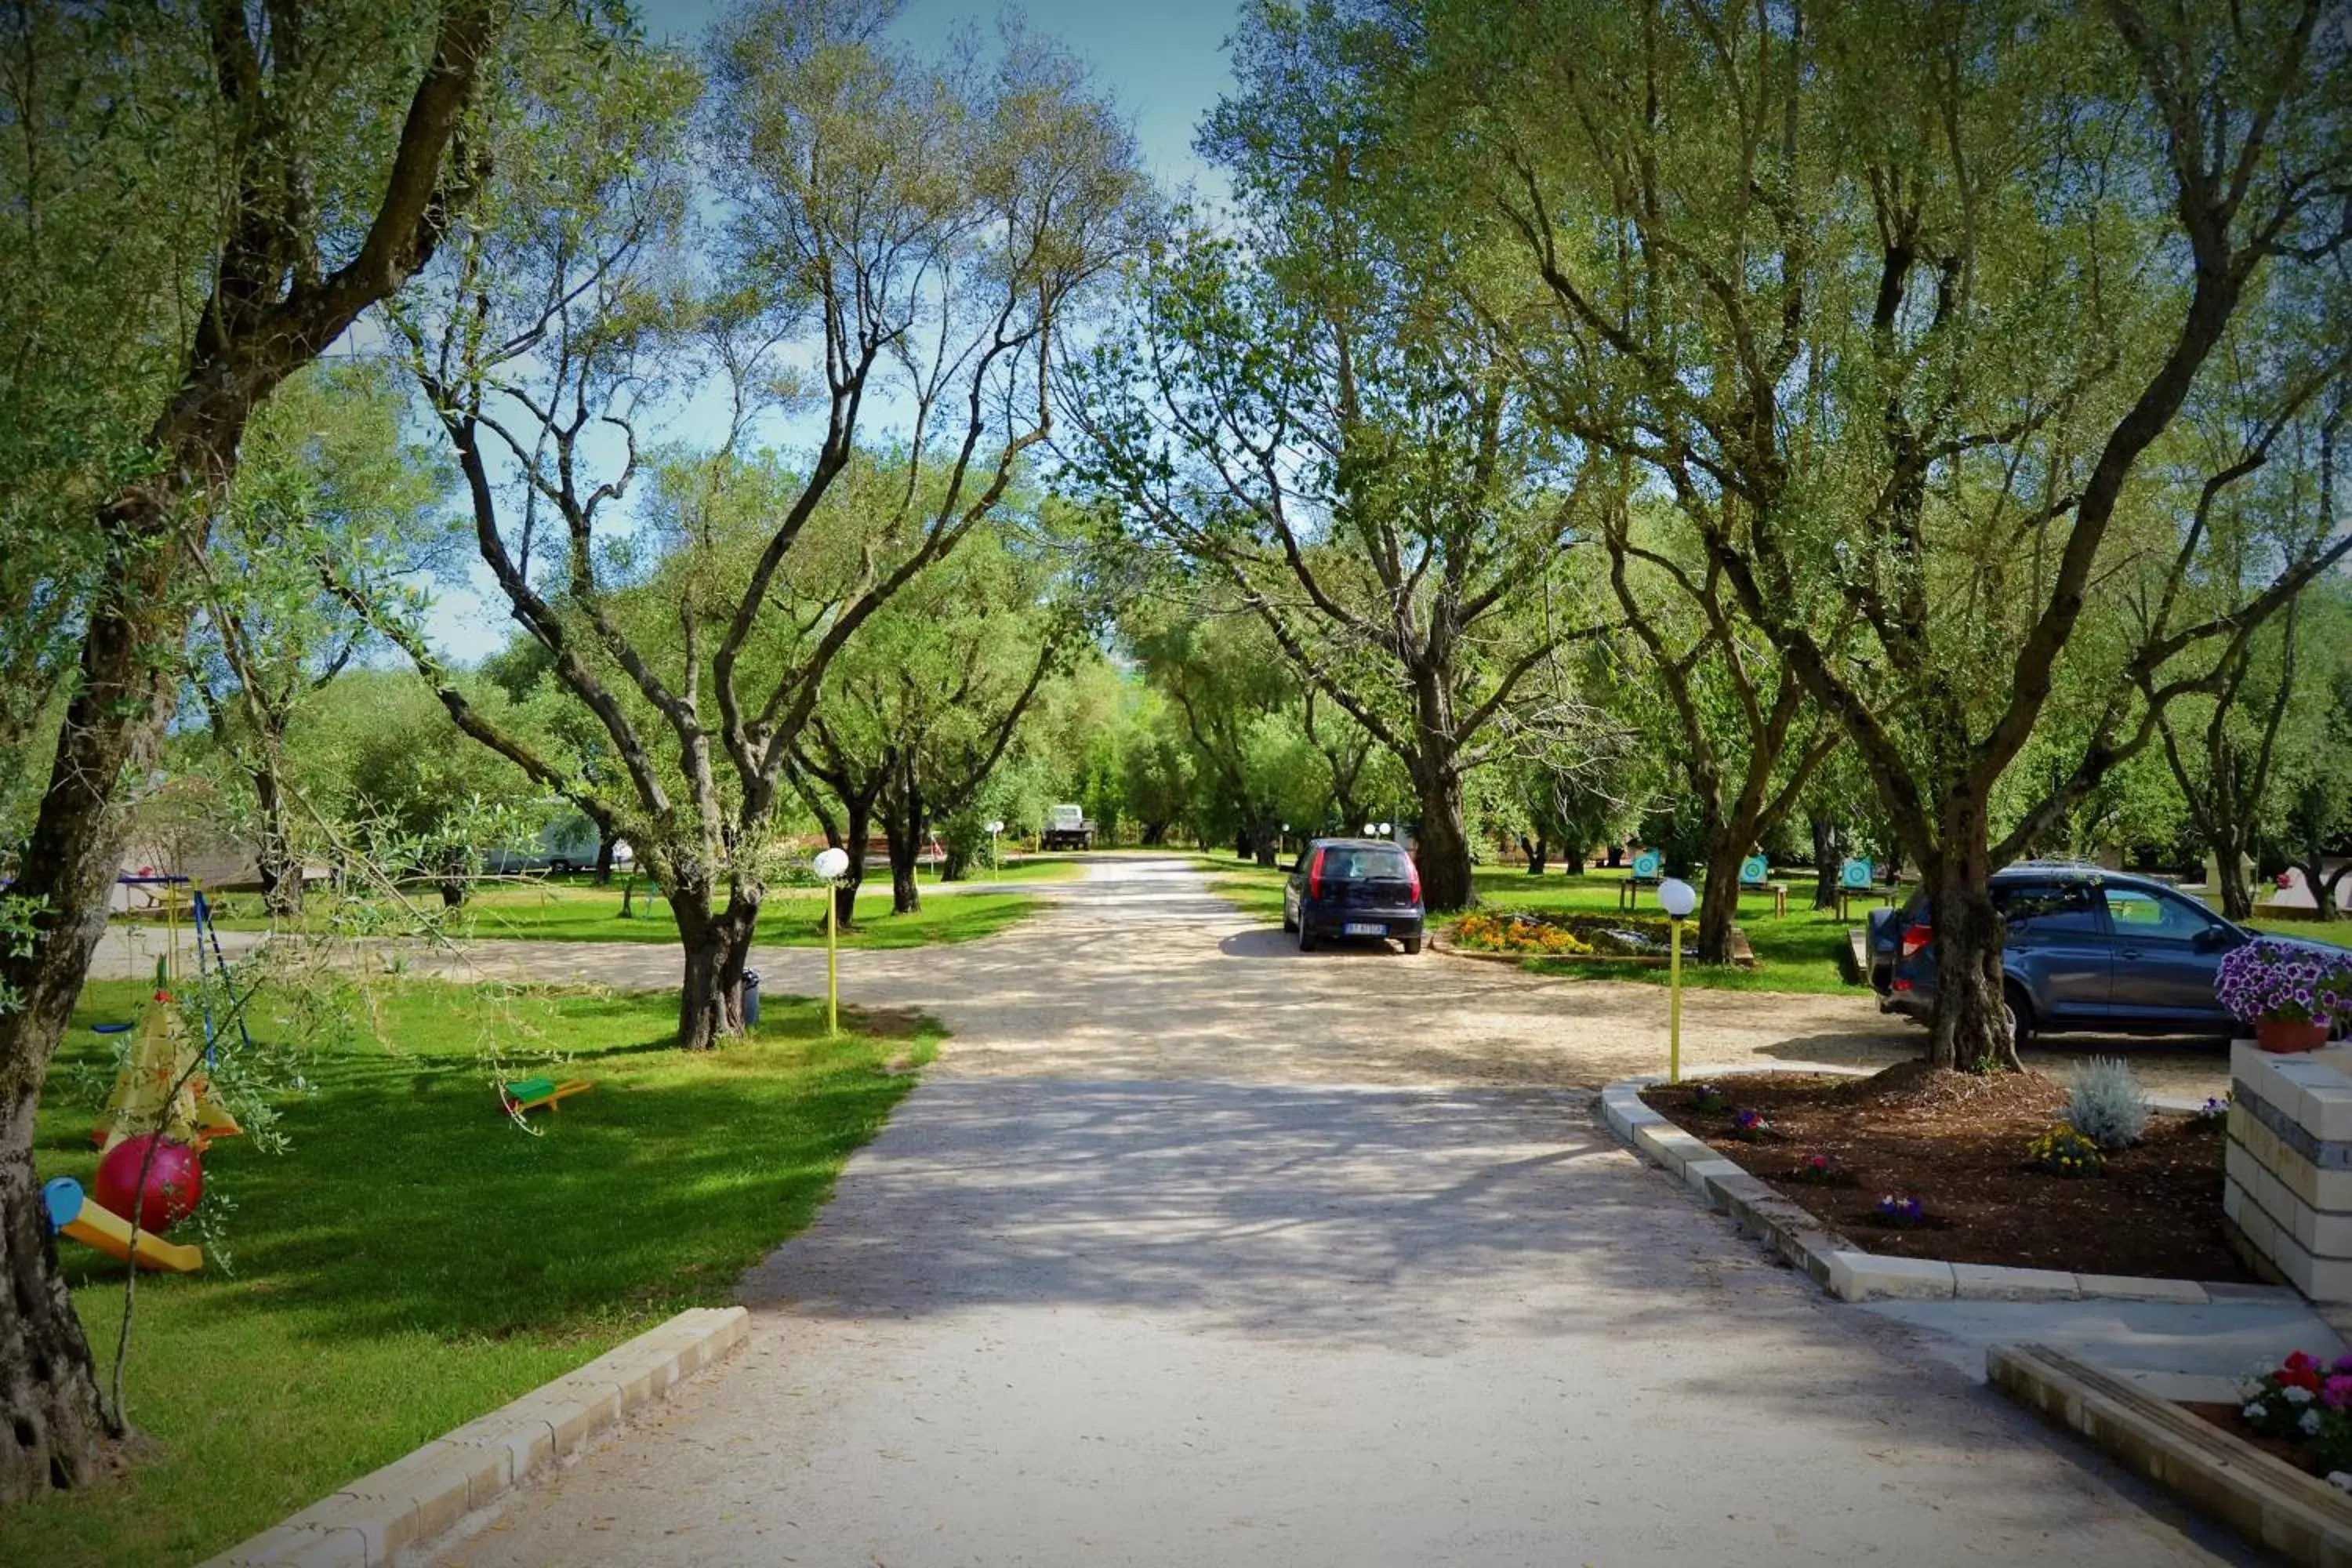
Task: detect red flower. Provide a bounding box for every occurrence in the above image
[2280,1352,2323,1392]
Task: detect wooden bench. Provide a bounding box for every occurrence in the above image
[1615,876,1661,911]
[1836,884,1898,922]
[1738,855,1788,918]
[1616,851,1667,911]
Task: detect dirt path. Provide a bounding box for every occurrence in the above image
[90,854,2227,1097]
[425,857,2241,1567]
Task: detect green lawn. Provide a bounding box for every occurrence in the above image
[203,879,1044,949]
[1196,851,2352,993]
[2,978,936,1568]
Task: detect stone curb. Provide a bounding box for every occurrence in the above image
[1599,1068,2292,1309]
[200,1305,750,1568]
[1990,1341,2352,1568]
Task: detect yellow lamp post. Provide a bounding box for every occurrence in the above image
[812,846,851,1036]
[1656,877,1697,1083]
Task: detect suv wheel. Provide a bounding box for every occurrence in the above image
[2004,985,2038,1051]
[1401,935,1423,956]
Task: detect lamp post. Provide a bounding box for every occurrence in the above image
[813,847,851,1036]
[985,819,1004,870]
[1656,877,1697,1083]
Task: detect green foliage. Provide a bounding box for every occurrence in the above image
[2,978,934,1567]
[2027,1123,2107,1178]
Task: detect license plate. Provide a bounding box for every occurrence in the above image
[1342,922,1385,936]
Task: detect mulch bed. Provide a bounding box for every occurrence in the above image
[1642,1063,2256,1282]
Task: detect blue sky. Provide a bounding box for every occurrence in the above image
[423,0,1240,661]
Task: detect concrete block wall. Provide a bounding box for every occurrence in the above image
[2226,1042,2352,1301]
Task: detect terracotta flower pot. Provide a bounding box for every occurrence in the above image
[2256,1016,2331,1054]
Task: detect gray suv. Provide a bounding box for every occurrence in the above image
[1869,865,2345,1046]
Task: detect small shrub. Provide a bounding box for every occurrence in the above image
[2194,1094,2230,1129]
[1730,1108,1772,1142]
[2065,1058,2151,1150]
[1689,1082,1729,1114]
[2028,1123,2106,1177]
[1788,1152,1849,1186]
[1875,1194,1926,1227]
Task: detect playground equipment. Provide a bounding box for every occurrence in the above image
[43,1178,203,1273]
[46,872,248,1273]
[93,967,241,1153]
[94,1133,204,1232]
[499,1076,593,1116]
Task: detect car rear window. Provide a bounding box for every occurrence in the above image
[1320,847,1410,880]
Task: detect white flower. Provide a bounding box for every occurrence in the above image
[2246,1403,2270,1421]
[2331,1472,2352,1494]
[2305,1410,2325,1436]
[2285,1386,2316,1406]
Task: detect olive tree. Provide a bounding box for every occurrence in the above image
[363,0,1150,1048]
[0,0,500,1502]
[1396,0,2352,1065]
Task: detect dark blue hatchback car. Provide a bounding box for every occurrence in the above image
[1869,864,2346,1046]
[1283,838,1425,954]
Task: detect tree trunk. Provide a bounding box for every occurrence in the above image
[251,768,303,918]
[1141,819,1168,845]
[0,516,184,1499]
[1563,842,1586,875]
[1810,817,1839,911]
[1251,822,1280,867]
[882,772,924,916]
[2216,850,2255,922]
[1696,848,1743,966]
[673,887,757,1051]
[434,847,469,909]
[1520,834,1548,876]
[593,826,616,887]
[1923,805,2019,1071]
[830,797,872,929]
[1413,768,1474,912]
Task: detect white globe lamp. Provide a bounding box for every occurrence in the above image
[1656,877,1697,918]
[812,847,851,881]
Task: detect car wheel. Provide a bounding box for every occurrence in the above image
[1296,922,1316,953]
[1402,935,1423,956]
[1282,900,1297,935]
[2004,985,2038,1050]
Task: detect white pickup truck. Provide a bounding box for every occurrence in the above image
[1041,804,1095,851]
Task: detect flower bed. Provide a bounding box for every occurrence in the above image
[2183,1352,2352,1490]
[1639,1063,2256,1280]
[1450,910,1689,960]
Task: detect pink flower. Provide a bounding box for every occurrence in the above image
[2324,1375,2352,1410]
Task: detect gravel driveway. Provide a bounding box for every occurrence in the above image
[425,857,2245,1567]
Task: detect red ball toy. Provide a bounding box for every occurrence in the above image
[93,1135,204,1233]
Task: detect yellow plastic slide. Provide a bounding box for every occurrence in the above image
[42,1178,202,1273]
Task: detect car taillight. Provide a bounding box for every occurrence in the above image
[1900,923,1932,960]
[1406,857,1421,904]
[1308,848,1325,899]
